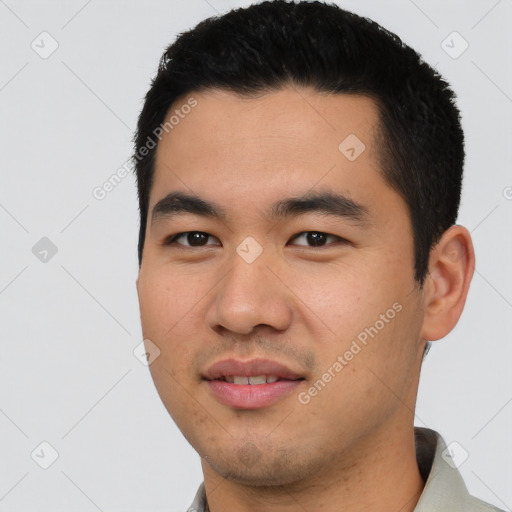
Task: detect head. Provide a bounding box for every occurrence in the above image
[134,0,465,284]
[134,0,474,489]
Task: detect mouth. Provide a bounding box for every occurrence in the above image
[213,375,295,384]
[203,357,304,381]
[203,358,306,409]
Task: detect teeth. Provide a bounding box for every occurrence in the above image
[248,375,266,385]
[226,375,280,385]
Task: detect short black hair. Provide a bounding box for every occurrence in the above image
[133,0,464,284]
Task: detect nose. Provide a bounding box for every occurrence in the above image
[205,249,293,336]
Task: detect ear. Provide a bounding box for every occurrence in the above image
[421,225,475,341]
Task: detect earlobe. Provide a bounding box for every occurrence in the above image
[421,225,475,341]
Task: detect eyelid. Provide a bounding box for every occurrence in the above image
[164,231,221,247]
[163,230,350,248]
[288,231,349,247]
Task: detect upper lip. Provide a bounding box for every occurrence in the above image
[203,358,304,381]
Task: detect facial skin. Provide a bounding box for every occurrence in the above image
[136,87,474,512]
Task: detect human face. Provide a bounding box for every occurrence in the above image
[136,87,426,486]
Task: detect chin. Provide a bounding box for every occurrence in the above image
[203,444,320,488]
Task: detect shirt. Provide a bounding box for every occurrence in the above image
[187,427,504,512]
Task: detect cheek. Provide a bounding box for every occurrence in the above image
[137,268,211,395]
[289,254,420,392]
[138,270,204,423]
[138,267,204,339]
[285,258,399,344]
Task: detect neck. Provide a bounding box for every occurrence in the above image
[202,421,425,512]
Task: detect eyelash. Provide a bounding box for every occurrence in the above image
[164,231,348,248]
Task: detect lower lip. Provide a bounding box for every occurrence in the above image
[206,379,303,409]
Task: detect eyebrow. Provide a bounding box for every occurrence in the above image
[270,191,369,225]
[151,191,369,226]
[151,191,227,224]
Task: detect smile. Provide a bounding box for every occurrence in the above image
[203,358,306,409]
[219,375,280,384]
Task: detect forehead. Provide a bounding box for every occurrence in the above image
[151,87,394,218]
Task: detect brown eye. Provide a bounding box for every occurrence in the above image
[166,231,220,247]
[290,231,345,247]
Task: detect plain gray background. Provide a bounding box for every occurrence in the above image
[1,0,511,510]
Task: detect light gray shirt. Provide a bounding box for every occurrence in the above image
[187,427,504,512]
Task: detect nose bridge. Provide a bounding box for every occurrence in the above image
[207,245,292,335]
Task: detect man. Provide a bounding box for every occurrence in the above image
[133,1,503,510]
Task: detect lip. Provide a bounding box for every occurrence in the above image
[203,358,305,410]
[203,358,303,381]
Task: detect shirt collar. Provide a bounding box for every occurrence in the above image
[187,481,207,512]
[414,427,471,512]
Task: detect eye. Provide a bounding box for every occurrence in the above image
[289,231,347,247]
[165,231,221,247]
